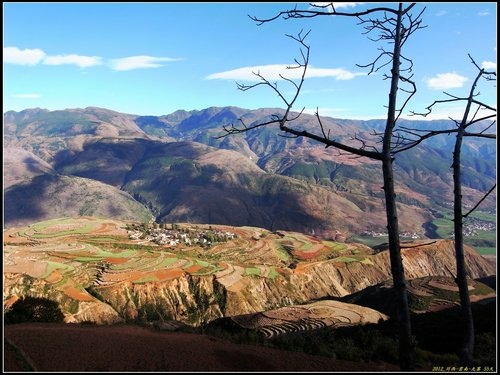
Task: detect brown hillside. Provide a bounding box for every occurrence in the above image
[4,323,402,372]
[4,175,153,228]
[3,147,54,189]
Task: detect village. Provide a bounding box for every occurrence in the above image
[450,219,496,238]
[126,223,236,248]
[361,230,420,240]
[362,217,496,240]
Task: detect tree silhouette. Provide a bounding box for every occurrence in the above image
[219,3,427,370]
[403,55,496,365]
[5,296,65,324]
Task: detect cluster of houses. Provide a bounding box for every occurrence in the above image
[127,224,236,248]
[449,219,496,238]
[362,217,495,240]
[361,230,420,239]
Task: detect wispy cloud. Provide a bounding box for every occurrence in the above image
[309,3,363,10]
[481,61,496,70]
[332,2,362,9]
[109,56,182,71]
[425,72,468,90]
[12,93,41,99]
[435,10,448,17]
[43,54,102,68]
[4,46,46,65]
[308,67,365,80]
[4,46,181,71]
[477,11,490,16]
[206,64,365,81]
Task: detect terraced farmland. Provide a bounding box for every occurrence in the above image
[4,216,494,328]
[231,300,388,338]
[406,275,496,312]
[341,275,496,317]
[4,217,365,290]
[4,217,364,315]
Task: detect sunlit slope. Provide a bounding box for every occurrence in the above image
[4,217,495,326]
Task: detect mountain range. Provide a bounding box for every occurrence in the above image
[3,106,496,242]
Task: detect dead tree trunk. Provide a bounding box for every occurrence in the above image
[452,116,475,365]
[381,6,413,369]
[452,67,483,366]
[403,56,496,365]
[219,3,429,370]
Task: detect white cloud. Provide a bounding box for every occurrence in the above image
[43,54,102,68]
[477,11,490,16]
[481,61,497,70]
[4,46,182,71]
[332,2,360,8]
[109,56,182,71]
[425,73,468,90]
[435,10,448,17]
[206,65,285,81]
[12,93,41,99]
[310,2,362,10]
[206,64,365,81]
[4,46,46,65]
[309,67,365,80]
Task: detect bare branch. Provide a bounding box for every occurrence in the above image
[394,74,417,125]
[356,48,393,74]
[219,116,279,137]
[465,118,496,135]
[400,240,438,249]
[249,4,403,26]
[314,109,330,141]
[463,184,497,219]
[218,29,387,160]
[229,5,429,370]
[411,77,495,122]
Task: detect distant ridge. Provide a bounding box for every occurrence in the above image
[3,106,496,247]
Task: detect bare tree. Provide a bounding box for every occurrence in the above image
[219,3,427,371]
[403,55,496,365]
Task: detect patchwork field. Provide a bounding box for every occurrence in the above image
[4,216,495,334]
[3,216,372,309]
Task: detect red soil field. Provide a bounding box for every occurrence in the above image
[4,323,403,372]
[104,257,128,264]
[63,283,93,301]
[183,264,203,273]
[292,249,321,260]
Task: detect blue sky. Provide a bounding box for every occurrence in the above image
[3,2,497,120]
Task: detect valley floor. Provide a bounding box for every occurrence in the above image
[4,322,404,372]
